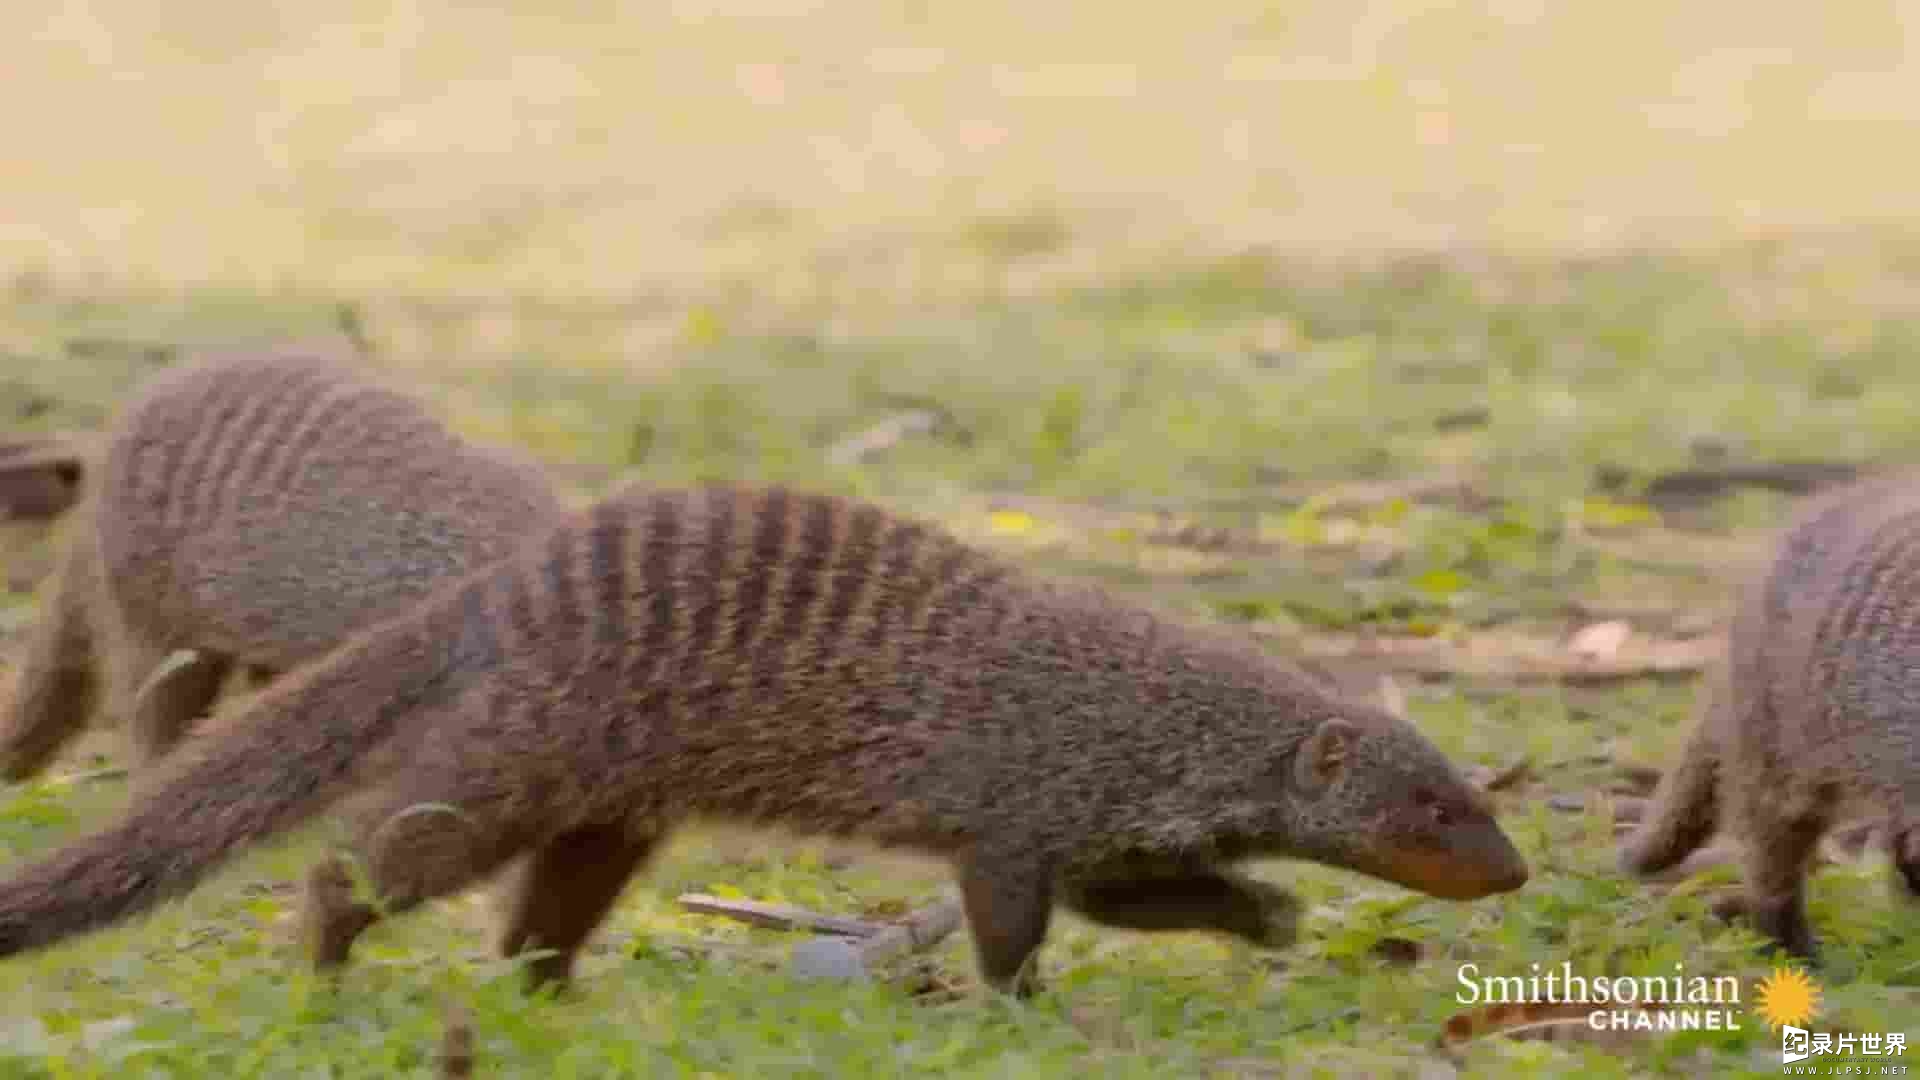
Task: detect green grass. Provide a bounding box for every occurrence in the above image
[4,247,1920,1076]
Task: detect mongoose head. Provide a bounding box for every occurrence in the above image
[1268,711,1529,900]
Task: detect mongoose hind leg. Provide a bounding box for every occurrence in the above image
[0,533,103,782]
[1889,812,1920,899]
[1733,787,1832,961]
[1063,866,1300,950]
[124,647,233,769]
[1617,683,1724,877]
[495,823,657,991]
[956,846,1055,998]
[302,779,542,976]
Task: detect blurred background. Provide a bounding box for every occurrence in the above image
[7,1,1919,293]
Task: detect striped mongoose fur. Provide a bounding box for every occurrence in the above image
[1619,470,1920,958]
[0,484,1527,996]
[0,348,562,781]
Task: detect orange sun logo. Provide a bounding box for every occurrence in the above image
[1755,966,1821,1030]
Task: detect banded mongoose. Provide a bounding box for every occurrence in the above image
[0,485,1529,996]
[1619,470,1920,958]
[0,348,562,781]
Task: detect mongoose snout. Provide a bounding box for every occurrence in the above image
[1379,821,1529,900]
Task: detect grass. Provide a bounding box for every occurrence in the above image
[3,247,1920,1076]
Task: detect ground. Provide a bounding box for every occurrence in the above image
[5,3,1920,1076]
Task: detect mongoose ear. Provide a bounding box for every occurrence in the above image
[1294,717,1356,793]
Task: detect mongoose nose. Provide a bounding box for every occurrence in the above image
[1480,826,1529,894]
[1493,857,1529,893]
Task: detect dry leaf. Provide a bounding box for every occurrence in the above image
[1568,620,1632,661]
[986,509,1037,536]
[1614,764,1663,796]
[1284,630,1720,686]
[1376,675,1408,719]
[1435,1001,1676,1052]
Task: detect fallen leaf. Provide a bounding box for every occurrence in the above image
[987,509,1037,536]
[1370,937,1422,968]
[1377,675,1408,719]
[1435,1001,1676,1052]
[1568,620,1632,661]
[1614,764,1663,795]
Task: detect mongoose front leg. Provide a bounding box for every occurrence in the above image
[955,847,1055,998]
[495,823,656,991]
[1889,819,1920,899]
[0,526,102,782]
[1063,868,1300,950]
[1734,789,1829,961]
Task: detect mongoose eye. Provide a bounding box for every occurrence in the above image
[1428,803,1454,827]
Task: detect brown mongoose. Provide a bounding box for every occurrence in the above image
[0,484,1529,997]
[0,347,563,781]
[1619,470,1920,959]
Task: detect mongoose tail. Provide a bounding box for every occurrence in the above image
[1617,673,1724,877]
[0,503,104,782]
[0,580,487,957]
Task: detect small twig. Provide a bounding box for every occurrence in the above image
[827,410,945,467]
[1596,460,1870,509]
[677,894,886,938]
[789,894,965,982]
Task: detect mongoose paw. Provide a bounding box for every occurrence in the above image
[1236,879,1301,951]
[1754,933,1822,967]
[1614,833,1675,879]
[302,857,377,973]
[981,966,1043,1000]
[1894,829,1920,899]
[1746,895,1821,965]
